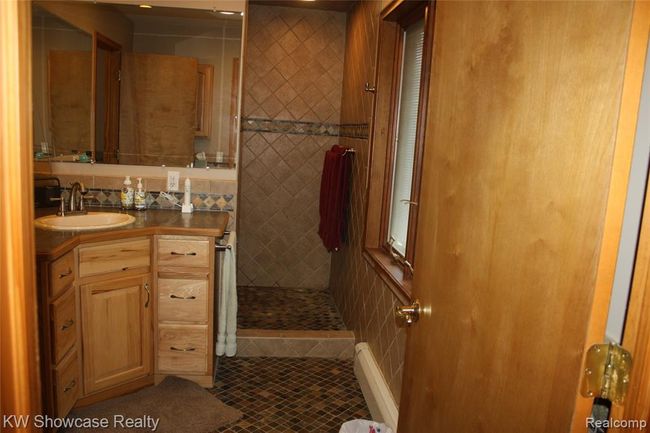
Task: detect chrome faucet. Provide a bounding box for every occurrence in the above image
[49,181,93,216]
[69,182,88,213]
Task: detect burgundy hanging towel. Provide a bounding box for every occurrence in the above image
[318,145,352,252]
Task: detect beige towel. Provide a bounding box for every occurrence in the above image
[216,232,237,357]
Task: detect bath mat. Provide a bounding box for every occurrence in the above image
[64,376,242,432]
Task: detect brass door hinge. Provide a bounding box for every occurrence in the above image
[580,342,632,405]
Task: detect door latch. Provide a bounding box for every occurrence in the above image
[580,342,632,405]
[395,300,420,326]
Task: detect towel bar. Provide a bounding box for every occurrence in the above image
[216,230,232,251]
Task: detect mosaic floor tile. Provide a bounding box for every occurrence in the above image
[237,286,347,331]
[212,357,370,433]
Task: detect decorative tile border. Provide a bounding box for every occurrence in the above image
[242,117,340,136]
[61,188,235,212]
[242,117,370,139]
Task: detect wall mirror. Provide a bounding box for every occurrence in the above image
[32,1,243,169]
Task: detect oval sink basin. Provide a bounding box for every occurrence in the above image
[35,212,135,231]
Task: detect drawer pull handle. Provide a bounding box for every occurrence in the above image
[60,319,74,331]
[170,346,196,352]
[170,251,197,256]
[63,379,76,393]
[144,283,150,308]
[170,294,196,300]
[58,269,72,278]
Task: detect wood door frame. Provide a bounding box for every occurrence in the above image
[0,0,42,428]
[611,156,650,429]
[571,2,650,430]
[94,32,122,164]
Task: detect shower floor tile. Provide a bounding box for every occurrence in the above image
[237,286,347,330]
[212,357,370,433]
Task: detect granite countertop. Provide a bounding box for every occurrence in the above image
[35,207,229,259]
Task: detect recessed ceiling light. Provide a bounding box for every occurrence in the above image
[219,11,235,15]
[139,4,152,8]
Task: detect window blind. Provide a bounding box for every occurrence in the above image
[388,18,425,256]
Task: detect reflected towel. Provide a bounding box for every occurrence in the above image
[216,232,237,357]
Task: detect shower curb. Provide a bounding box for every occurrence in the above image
[234,329,355,359]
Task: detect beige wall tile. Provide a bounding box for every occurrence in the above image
[329,0,406,406]
[239,3,345,289]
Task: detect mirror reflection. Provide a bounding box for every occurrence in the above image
[32,5,92,161]
[32,2,243,169]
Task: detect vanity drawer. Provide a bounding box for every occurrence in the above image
[79,238,150,278]
[158,278,208,323]
[157,325,208,374]
[50,288,77,364]
[157,237,209,268]
[54,349,80,418]
[49,251,75,298]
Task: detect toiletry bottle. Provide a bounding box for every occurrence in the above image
[121,175,134,209]
[135,177,146,211]
[181,177,193,213]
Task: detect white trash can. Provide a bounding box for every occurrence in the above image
[339,420,393,433]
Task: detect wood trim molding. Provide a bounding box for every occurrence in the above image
[612,137,650,429]
[570,1,650,430]
[363,0,435,300]
[0,0,42,427]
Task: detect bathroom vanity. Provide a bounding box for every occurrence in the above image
[34,209,228,420]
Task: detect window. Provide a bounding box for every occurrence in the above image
[387,18,425,257]
[364,0,434,301]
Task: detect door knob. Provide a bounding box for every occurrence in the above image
[395,300,420,325]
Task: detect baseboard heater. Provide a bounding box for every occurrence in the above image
[354,343,399,431]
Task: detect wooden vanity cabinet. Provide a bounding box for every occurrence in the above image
[37,249,82,419]
[38,233,216,421]
[78,237,153,396]
[154,235,215,387]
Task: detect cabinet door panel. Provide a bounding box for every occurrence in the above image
[50,287,77,364]
[54,349,81,417]
[158,278,208,323]
[81,275,152,394]
[157,325,208,374]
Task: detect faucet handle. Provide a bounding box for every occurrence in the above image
[50,195,66,216]
[79,194,94,212]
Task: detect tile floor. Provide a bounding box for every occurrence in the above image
[212,357,370,433]
[237,286,347,331]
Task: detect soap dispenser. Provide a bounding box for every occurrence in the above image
[121,176,134,210]
[135,177,146,211]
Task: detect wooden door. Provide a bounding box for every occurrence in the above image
[0,0,42,427]
[397,2,649,432]
[81,275,152,395]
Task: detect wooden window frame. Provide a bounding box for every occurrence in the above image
[363,0,435,302]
